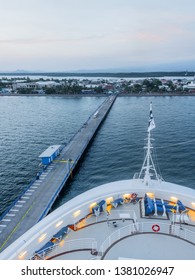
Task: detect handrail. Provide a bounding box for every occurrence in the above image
[37,95,117,221]
[97,222,195,259]
[1,96,114,223]
[31,238,97,260]
[0,167,47,222]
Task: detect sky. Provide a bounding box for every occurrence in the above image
[0,0,195,72]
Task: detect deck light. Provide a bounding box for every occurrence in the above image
[59,239,65,247]
[55,220,63,228]
[123,194,131,199]
[18,251,27,259]
[38,233,47,243]
[106,197,113,204]
[73,210,81,218]
[89,202,97,212]
[146,192,154,198]
[170,196,178,202]
[191,202,195,209]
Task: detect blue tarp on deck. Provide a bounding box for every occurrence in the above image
[177,200,186,212]
[35,241,55,255]
[98,200,106,212]
[92,205,100,216]
[53,226,69,240]
[144,194,155,215]
[111,198,124,208]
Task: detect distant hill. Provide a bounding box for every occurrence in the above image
[1,59,195,77]
[0,71,194,78]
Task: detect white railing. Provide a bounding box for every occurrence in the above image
[59,238,97,252]
[140,198,145,217]
[30,243,58,259]
[98,223,138,258]
[171,225,195,244]
[97,222,195,259]
[139,222,169,234]
[109,210,137,222]
[131,210,137,223]
[31,238,97,260]
[89,210,137,224]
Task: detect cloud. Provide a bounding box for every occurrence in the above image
[0,33,109,45]
[136,32,164,44]
[0,0,195,71]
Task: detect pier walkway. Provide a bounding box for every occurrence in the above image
[0,95,117,252]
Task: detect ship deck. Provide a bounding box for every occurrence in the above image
[43,200,195,260]
[1,178,195,260]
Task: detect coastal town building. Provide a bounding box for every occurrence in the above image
[12,81,60,90]
[12,82,36,90]
[183,81,195,91]
[1,75,195,95]
[35,81,60,88]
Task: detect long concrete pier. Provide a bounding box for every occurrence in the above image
[0,95,117,252]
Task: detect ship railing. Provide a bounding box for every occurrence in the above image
[133,172,163,181]
[171,225,195,244]
[98,223,138,259]
[31,243,58,260]
[31,238,97,260]
[88,210,137,224]
[107,209,138,223]
[139,222,195,244]
[97,222,195,259]
[61,238,97,252]
[133,173,139,179]
[47,238,97,259]
[109,209,137,222]
[140,198,145,217]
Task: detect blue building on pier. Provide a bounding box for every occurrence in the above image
[39,145,61,165]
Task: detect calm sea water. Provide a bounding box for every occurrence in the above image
[0,95,195,216]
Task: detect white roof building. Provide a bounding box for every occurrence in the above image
[39,145,61,158]
[183,82,195,90]
[35,81,60,88]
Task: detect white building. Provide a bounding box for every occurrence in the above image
[35,81,60,88]
[12,82,36,90]
[183,81,195,91]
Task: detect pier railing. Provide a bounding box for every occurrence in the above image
[0,96,116,224]
[0,166,47,223]
[37,96,117,221]
[0,95,118,253]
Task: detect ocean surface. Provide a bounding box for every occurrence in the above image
[0,95,195,216]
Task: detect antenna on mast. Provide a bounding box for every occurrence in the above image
[139,102,159,185]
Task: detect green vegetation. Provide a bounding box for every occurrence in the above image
[1,73,194,95]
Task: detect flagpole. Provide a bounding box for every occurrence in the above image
[138,102,159,185]
[145,129,151,181]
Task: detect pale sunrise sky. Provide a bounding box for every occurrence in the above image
[0,0,195,72]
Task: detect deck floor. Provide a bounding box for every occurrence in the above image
[45,202,195,260]
[104,234,195,260]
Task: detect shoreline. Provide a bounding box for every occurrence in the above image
[1,92,195,97]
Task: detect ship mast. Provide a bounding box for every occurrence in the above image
[139,102,159,185]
